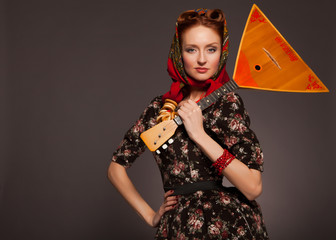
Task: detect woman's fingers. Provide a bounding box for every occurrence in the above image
[178,100,203,126]
[163,201,178,212]
[165,197,178,205]
[164,205,176,212]
[180,102,193,110]
[164,190,174,198]
[179,100,201,115]
[153,192,179,227]
[164,195,178,204]
[179,100,199,112]
[177,103,205,141]
[161,191,179,213]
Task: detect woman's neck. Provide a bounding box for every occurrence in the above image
[187,86,207,102]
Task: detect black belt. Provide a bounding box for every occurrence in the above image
[164,181,223,196]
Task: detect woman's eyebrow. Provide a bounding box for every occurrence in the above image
[183,42,220,47]
[183,44,198,48]
[206,42,220,46]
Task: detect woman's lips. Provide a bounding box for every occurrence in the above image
[195,67,208,73]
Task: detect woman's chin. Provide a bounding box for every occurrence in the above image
[188,74,213,82]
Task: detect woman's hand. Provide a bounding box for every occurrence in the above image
[177,99,205,141]
[150,190,178,227]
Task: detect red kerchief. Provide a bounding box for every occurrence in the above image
[162,10,230,103]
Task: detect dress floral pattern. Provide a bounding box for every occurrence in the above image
[112,92,269,239]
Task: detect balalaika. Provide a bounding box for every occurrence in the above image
[140,79,239,154]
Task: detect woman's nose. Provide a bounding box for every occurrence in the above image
[197,51,206,65]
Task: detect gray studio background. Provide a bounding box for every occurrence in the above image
[0,0,335,239]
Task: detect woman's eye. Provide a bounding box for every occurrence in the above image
[186,48,196,53]
[208,48,217,53]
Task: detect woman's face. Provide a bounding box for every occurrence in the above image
[181,25,221,81]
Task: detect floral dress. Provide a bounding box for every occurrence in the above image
[112,92,269,239]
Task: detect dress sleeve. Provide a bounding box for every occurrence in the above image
[111,96,161,168]
[208,93,264,172]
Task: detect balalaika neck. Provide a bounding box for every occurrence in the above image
[173,79,239,126]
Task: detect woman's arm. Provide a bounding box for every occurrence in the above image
[192,132,262,201]
[107,161,178,227]
[178,99,262,201]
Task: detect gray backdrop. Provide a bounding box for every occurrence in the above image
[1,0,335,239]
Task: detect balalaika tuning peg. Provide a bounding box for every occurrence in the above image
[155,139,174,155]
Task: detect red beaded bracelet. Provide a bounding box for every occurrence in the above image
[212,149,235,175]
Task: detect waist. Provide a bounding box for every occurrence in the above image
[164,181,223,196]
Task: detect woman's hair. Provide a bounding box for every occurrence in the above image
[177,9,225,44]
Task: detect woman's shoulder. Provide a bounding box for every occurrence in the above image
[147,95,163,109]
[208,91,250,122]
[138,95,163,118]
[214,91,246,110]
[151,95,163,102]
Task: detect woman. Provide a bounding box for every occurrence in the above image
[108,8,269,239]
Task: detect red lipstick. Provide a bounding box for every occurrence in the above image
[195,67,208,73]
